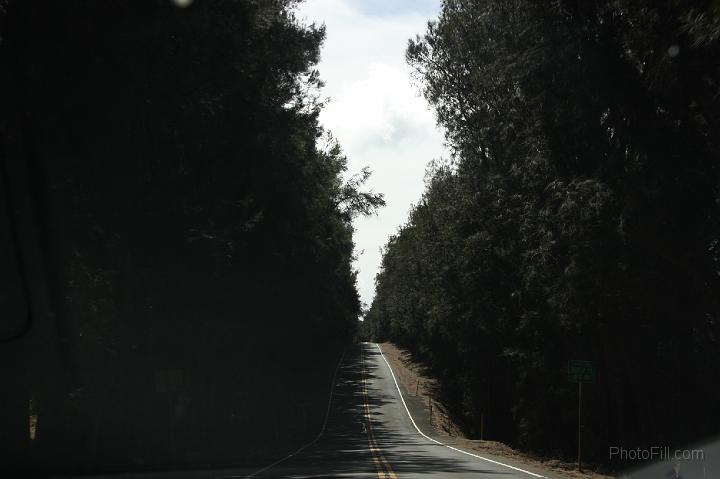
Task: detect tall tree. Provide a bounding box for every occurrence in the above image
[0,0,382,473]
[368,0,720,464]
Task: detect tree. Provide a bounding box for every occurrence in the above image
[0,0,382,473]
[369,0,720,463]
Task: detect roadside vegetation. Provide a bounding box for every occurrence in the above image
[364,0,720,467]
[1,0,381,473]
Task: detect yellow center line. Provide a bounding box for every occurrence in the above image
[362,344,398,479]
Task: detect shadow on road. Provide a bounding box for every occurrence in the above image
[255,344,511,478]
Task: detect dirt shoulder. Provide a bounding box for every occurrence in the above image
[378,342,615,479]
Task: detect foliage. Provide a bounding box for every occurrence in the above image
[368,0,720,463]
[0,0,382,472]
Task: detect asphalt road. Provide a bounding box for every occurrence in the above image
[243,342,546,479]
[61,342,551,479]
[64,342,715,479]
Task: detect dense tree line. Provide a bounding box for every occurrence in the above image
[0,0,381,474]
[366,0,720,466]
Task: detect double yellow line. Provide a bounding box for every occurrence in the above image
[361,344,398,479]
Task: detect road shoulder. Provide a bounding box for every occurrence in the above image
[377,342,615,479]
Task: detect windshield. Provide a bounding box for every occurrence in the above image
[1,1,718,479]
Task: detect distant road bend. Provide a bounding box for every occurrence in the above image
[241,342,551,479]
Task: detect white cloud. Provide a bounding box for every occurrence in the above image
[322,63,435,152]
[296,0,447,308]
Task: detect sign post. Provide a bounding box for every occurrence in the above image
[578,381,582,472]
[568,360,595,472]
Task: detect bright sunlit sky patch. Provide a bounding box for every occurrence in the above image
[296,0,448,308]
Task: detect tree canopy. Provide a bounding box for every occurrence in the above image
[1,0,382,473]
[366,0,720,465]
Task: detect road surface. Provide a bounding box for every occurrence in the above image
[63,342,552,479]
[242,342,547,479]
[59,342,712,479]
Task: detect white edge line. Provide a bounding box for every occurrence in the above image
[374,342,546,478]
[234,349,347,479]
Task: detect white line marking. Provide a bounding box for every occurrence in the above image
[373,343,546,478]
[235,350,346,479]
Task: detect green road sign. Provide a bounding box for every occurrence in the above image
[568,360,595,471]
[568,360,595,383]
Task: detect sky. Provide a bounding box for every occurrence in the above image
[295,0,448,309]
